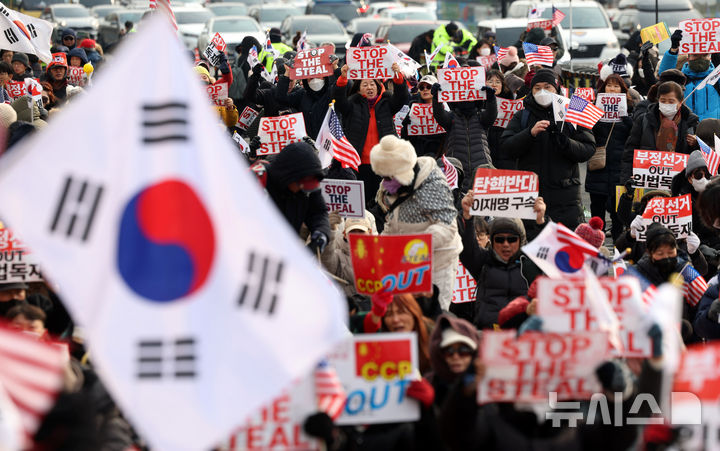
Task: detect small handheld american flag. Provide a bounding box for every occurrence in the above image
[494,46,509,61]
[441,155,458,189]
[317,105,360,170]
[681,263,708,307]
[565,95,604,129]
[522,42,554,67]
[552,6,566,26]
[697,136,720,176]
[315,360,346,421]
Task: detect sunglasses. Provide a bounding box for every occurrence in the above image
[418,84,431,91]
[692,169,711,180]
[493,235,519,244]
[442,345,475,357]
[63,36,74,41]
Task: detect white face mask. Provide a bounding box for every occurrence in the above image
[658,102,678,118]
[637,68,644,78]
[480,47,491,56]
[534,89,553,107]
[692,177,709,192]
[308,78,325,91]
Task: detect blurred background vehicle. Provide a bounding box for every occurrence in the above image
[248,3,302,29]
[206,2,249,17]
[281,13,348,56]
[197,15,264,63]
[43,4,99,40]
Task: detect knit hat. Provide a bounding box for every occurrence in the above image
[685,150,708,175]
[439,327,477,350]
[11,52,29,68]
[78,38,96,49]
[47,52,67,70]
[61,28,77,40]
[646,223,675,249]
[193,65,210,78]
[489,217,522,237]
[370,135,417,186]
[530,68,559,91]
[574,217,605,249]
[525,28,546,45]
[0,103,17,128]
[499,45,519,66]
[696,118,720,146]
[658,68,687,86]
[269,141,324,187]
[540,36,557,48]
[68,47,88,65]
[0,282,28,291]
[269,27,282,43]
[600,53,633,82]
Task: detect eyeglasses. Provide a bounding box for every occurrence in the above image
[441,344,475,357]
[493,235,519,244]
[692,169,711,180]
[418,85,431,91]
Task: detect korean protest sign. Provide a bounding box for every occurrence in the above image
[0,225,42,283]
[470,168,539,220]
[636,194,693,242]
[206,82,228,106]
[632,150,688,190]
[203,33,227,67]
[257,113,306,156]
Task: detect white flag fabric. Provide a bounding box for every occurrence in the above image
[386,42,421,78]
[551,93,570,122]
[695,64,720,91]
[0,15,347,451]
[0,5,53,63]
[315,107,335,168]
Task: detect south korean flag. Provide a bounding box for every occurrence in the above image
[0,15,347,451]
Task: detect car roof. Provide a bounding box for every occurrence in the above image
[288,14,338,20]
[207,2,248,6]
[477,17,534,27]
[211,14,255,20]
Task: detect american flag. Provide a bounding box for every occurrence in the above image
[556,222,600,257]
[552,6,566,26]
[565,95,604,129]
[522,42,554,67]
[296,30,307,51]
[697,136,720,175]
[149,0,177,30]
[681,263,708,307]
[441,155,458,189]
[322,106,360,170]
[0,324,67,446]
[315,360,346,421]
[494,46,509,61]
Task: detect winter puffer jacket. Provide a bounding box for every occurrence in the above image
[620,102,699,183]
[432,93,497,191]
[658,50,720,121]
[585,115,633,196]
[455,218,528,329]
[487,92,516,170]
[266,142,330,239]
[671,172,720,250]
[401,96,446,158]
[500,95,595,229]
[693,283,720,340]
[277,75,337,138]
[333,76,409,160]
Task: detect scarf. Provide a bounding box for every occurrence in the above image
[655,111,681,152]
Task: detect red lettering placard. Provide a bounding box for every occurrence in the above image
[257,113,306,155]
[290,45,334,80]
[437,67,486,102]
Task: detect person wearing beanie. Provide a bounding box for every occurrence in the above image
[370,135,461,309]
[657,30,720,121]
[41,52,68,102]
[0,61,13,104]
[575,217,606,249]
[501,69,595,230]
[334,63,408,201]
[78,39,103,66]
[632,223,700,288]
[67,48,88,67]
[430,22,459,67]
[429,74,496,191]
[61,28,77,50]
[452,191,546,329]
[497,46,527,96]
[0,103,16,129]
[266,141,330,254]
[400,74,446,158]
[10,52,31,81]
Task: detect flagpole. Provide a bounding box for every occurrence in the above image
[569,0,573,72]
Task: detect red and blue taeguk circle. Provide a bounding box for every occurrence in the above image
[117,180,215,302]
[554,246,584,273]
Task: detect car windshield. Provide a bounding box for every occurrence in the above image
[93,6,122,18]
[541,6,609,29]
[22,0,65,10]
[385,24,432,42]
[209,5,248,15]
[212,18,259,32]
[311,3,359,22]
[174,10,213,24]
[494,26,526,46]
[637,9,702,28]
[291,18,344,34]
[79,0,110,7]
[55,7,91,17]
[351,19,387,34]
[259,7,299,21]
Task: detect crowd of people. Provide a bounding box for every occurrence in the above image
[4,14,720,450]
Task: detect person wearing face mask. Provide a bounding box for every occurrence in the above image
[370,135,462,310]
[485,69,516,170]
[0,282,28,317]
[265,141,330,255]
[501,69,596,230]
[621,81,699,185]
[334,63,408,202]
[467,38,493,61]
[400,74,446,157]
[453,191,546,328]
[430,80,497,192]
[658,29,720,121]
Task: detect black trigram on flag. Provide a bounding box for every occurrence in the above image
[238,251,284,315]
[536,246,550,260]
[137,337,197,379]
[49,176,104,242]
[141,102,189,144]
[3,28,18,44]
[25,23,37,39]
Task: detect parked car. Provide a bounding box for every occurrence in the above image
[174,6,214,50]
[15,0,67,18]
[380,6,436,21]
[360,1,402,17]
[206,2,249,16]
[345,17,391,35]
[374,20,451,53]
[197,16,264,62]
[97,8,145,48]
[43,4,99,40]
[209,0,262,5]
[613,0,702,44]
[280,14,348,56]
[91,4,123,20]
[248,3,302,29]
[305,0,361,26]
[477,18,571,65]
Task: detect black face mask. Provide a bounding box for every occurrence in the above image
[653,257,677,278]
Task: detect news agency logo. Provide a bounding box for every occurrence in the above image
[546,392,703,426]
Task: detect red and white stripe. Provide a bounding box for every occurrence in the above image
[315,361,346,421]
[556,222,600,257]
[150,0,177,30]
[0,324,66,444]
[552,6,566,26]
[565,95,604,129]
[442,155,458,189]
[328,106,360,170]
[682,264,708,307]
[494,46,509,61]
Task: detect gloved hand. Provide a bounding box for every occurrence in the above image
[328,211,343,231]
[671,29,683,49]
[630,215,644,239]
[686,232,700,254]
[624,178,635,197]
[302,136,317,148]
[481,85,495,100]
[371,289,393,317]
[708,299,720,323]
[303,412,335,446]
[275,58,286,76]
[252,63,265,79]
[595,360,627,392]
[552,130,569,148]
[249,135,261,151]
[518,316,543,336]
[217,51,230,74]
[647,323,663,358]
[406,378,435,408]
[431,82,441,97]
[308,231,328,254]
